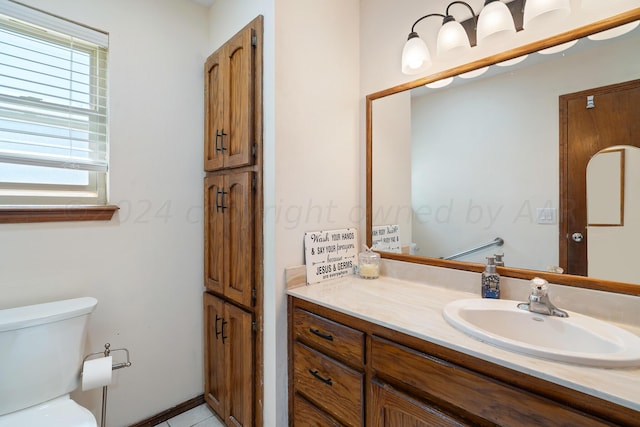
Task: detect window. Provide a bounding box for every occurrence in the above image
[0,1,108,206]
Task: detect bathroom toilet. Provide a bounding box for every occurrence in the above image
[0,297,99,427]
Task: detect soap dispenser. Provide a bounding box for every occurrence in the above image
[482,257,500,299]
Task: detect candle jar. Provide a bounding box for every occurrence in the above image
[358,250,380,279]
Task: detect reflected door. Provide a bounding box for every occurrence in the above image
[560,79,640,276]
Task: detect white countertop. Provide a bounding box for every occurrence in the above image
[288,275,640,411]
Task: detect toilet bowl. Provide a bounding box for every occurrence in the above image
[0,297,99,427]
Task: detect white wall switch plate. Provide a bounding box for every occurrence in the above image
[536,208,557,224]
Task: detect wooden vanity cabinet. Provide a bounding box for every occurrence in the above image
[289,297,638,427]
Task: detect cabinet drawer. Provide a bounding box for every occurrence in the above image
[293,394,342,427]
[293,308,364,366]
[294,342,363,427]
[370,337,609,427]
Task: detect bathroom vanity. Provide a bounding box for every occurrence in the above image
[287,276,640,426]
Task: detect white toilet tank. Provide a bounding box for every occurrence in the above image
[0,297,98,416]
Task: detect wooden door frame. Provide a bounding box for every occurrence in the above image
[559,78,640,274]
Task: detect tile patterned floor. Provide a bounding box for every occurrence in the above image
[154,404,224,427]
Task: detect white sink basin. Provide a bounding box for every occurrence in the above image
[443,298,640,368]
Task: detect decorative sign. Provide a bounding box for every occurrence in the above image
[304,228,358,284]
[371,224,401,253]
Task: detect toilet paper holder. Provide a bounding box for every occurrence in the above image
[82,343,132,427]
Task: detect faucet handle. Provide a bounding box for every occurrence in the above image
[530,277,549,296]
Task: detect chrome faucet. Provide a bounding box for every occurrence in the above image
[517,278,569,318]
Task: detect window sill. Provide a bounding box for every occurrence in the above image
[0,205,119,224]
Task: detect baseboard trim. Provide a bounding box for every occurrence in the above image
[129,394,206,427]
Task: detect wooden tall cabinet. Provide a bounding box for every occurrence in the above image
[204,15,263,427]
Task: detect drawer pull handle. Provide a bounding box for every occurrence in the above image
[309,328,334,341]
[308,369,333,386]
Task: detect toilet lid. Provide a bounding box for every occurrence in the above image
[0,396,97,427]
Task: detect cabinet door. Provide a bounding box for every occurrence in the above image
[204,48,226,171]
[204,26,254,171]
[204,175,225,295]
[203,293,226,418]
[224,171,254,307]
[224,26,254,169]
[370,382,465,427]
[224,302,254,427]
[205,171,254,307]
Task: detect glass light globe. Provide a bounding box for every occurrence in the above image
[437,19,471,60]
[425,77,454,89]
[402,34,431,75]
[588,21,639,41]
[460,66,489,79]
[539,39,578,54]
[477,1,516,46]
[523,0,571,30]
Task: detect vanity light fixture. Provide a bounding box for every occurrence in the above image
[402,0,576,75]
[402,0,521,75]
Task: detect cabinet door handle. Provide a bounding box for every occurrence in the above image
[308,369,332,386]
[215,314,222,340]
[215,129,227,153]
[221,318,228,344]
[309,328,334,341]
[216,189,228,212]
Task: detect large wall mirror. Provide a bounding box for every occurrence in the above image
[366,9,640,295]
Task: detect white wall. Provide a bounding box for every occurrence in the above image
[0,1,209,425]
[273,1,360,425]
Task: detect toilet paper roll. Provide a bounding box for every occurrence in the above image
[82,356,112,391]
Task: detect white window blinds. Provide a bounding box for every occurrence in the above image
[0,1,108,176]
